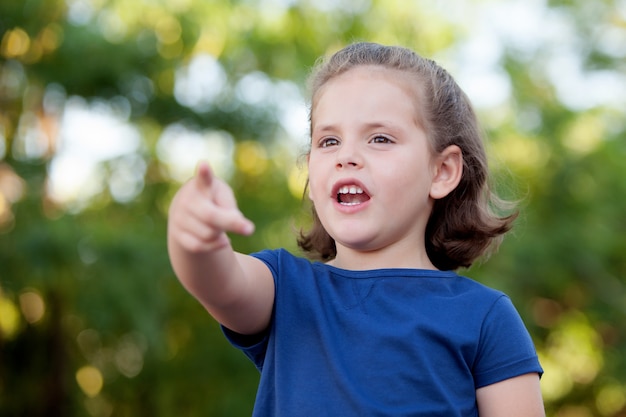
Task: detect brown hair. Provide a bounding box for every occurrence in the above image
[298,42,517,270]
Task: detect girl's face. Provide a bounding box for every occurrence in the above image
[308,65,449,269]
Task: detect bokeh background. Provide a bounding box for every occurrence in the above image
[1,0,625,416]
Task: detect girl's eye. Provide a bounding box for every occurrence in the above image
[370,135,393,144]
[320,137,339,148]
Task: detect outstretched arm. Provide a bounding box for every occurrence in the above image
[476,373,545,417]
[167,162,275,335]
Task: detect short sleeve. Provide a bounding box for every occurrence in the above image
[221,326,269,372]
[472,295,543,388]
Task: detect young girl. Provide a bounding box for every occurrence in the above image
[167,42,545,416]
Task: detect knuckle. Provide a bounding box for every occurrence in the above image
[196,227,220,243]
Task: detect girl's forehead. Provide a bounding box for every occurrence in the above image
[311,65,425,118]
[314,66,422,102]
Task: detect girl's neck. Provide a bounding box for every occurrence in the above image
[328,245,438,271]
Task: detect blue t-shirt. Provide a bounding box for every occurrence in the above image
[223,249,542,416]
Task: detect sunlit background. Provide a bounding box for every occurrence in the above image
[1,0,625,416]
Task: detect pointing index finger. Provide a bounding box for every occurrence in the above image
[195,161,214,189]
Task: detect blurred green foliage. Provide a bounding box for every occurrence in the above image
[1,0,625,416]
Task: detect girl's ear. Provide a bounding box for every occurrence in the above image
[430,145,463,199]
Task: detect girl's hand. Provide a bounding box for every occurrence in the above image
[168,162,255,253]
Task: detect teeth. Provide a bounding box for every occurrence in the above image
[338,185,363,195]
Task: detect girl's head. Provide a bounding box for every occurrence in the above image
[298,42,516,270]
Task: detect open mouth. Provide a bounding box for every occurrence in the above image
[336,185,371,206]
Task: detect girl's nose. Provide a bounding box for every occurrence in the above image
[335,142,362,169]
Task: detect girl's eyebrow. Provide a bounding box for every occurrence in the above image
[311,123,336,134]
[312,121,401,134]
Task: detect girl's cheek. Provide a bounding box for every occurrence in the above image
[308,180,316,201]
[308,180,326,204]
